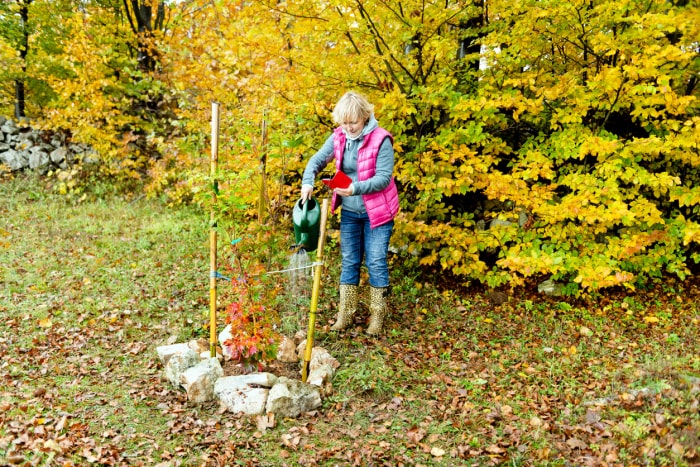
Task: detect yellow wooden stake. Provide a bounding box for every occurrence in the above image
[209,102,220,358]
[302,198,330,382]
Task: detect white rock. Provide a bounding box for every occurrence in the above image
[296,339,308,360]
[218,324,233,359]
[180,358,224,403]
[293,330,307,344]
[199,350,223,362]
[29,150,49,171]
[156,343,190,366]
[214,373,278,415]
[215,373,278,389]
[266,377,321,418]
[163,349,200,387]
[538,279,563,296]
[1,119,19,135]
[0,149,26,171]
[310,347,340,372]
[188,338,209,354]
[276,335,298,363]
[306,363,334,396]
[50,148,68,164]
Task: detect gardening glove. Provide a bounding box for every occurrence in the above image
[301,184,314,204]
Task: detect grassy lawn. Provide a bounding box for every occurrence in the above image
[1,175,698,466]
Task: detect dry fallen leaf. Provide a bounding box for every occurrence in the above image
[44,439,62,453]
[566,437,587,450]
[430,446,445,457]
[406,426,426,444]
[671,443,685,456]
[256,413,275,433]
[485,444,505,454]
[281,433,301,449]
[585,409,601,424]
[387,396,403,410]
[500,404,513,416]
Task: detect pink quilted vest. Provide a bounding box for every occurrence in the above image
[331,127,400,228]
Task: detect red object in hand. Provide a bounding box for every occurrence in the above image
[322,171,352,189]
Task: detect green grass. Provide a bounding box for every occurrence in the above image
[1,174,699,466]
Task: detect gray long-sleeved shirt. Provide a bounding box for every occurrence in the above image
[302,116,395,214]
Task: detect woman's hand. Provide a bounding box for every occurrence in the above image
[301,184,314,203]
[334,184,354,197]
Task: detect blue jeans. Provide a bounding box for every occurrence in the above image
[339,209,394,288]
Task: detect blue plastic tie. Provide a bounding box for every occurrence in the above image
[211,271,232,281]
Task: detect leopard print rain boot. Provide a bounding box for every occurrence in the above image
[367,286,389,335]
[330,284,358,331]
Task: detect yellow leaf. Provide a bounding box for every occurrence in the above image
[529,416,543,427]
[38,318,53,328]
[44,439,62,453]
[643,316,659,323]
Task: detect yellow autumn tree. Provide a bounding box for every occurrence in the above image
[19,0,697,293]
[466,0,700,290]
[148,0,699,293]
[154,0,490,226]
[0,0,77,118]
[11,0,177,186]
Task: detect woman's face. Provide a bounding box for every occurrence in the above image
[341,116,366,138]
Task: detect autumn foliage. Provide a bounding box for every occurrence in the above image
[223,276,279,370]
[1,0,699,293]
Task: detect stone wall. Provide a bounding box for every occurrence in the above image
[0,116,96,173]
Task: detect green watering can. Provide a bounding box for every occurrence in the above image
[293,197,321,252]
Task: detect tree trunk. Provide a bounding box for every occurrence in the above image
[123,0,165,72]
[14,0,31,119]
[14,80,25,119]
[457,0,485,72]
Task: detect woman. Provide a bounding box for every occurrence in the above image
[300,91,399,335]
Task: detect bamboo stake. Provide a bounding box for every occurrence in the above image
[302,198,330,382]
[209,102,220,358]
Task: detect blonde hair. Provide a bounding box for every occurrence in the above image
[332,91,374,125]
